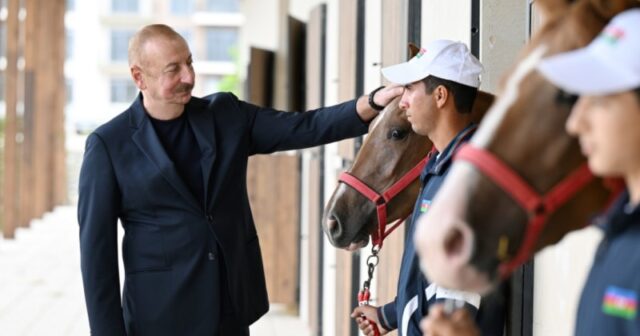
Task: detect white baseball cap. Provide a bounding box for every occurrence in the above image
[381,39,483,88]
[537,8,640,95]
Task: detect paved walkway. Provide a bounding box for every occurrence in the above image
[0,206,311,336]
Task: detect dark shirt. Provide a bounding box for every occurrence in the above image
[149,112,205,208]
[575,190,640,335]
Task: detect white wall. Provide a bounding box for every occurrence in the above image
[238,0,279,95]
[421,0,471,47]
[479,0,528,92]
[240,0,279,51]
[533,228,601,335]
[289,0,325,22]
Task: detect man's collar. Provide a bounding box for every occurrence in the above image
[602,189,640,238]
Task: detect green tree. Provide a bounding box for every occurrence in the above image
[218,47,241,97]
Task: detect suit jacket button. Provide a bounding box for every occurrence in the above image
[208,252,216,261]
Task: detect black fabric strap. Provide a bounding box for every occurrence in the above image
[368,85,386,111]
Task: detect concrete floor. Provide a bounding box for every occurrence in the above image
[0,206,311,336]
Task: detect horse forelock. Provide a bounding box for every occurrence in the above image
[369,106,388,134]
[471,45,549,148]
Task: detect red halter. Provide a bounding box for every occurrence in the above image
[454,144,596,278]
[339,156,429,248]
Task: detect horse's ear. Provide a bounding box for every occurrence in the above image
[589,0,640,19]
[408,43,420,59]
[535,0,573,18]
[471,90,496,124]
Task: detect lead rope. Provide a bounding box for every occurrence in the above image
[358,246,381,336]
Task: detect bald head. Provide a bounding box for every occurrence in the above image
[128,24,187,67]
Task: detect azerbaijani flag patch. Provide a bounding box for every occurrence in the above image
[420,199,431,213]
[600,26,625,45]
[602,286,637,320]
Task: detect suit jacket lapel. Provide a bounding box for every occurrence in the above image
[186,99,217,208]
[129,96,202,212]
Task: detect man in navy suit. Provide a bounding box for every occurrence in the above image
[78,24,402,336]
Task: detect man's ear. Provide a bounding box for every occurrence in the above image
[131,65,145,90]
[434,85,449,109]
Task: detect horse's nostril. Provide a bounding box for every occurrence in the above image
[327,217,338,232]
[444,227,466,258]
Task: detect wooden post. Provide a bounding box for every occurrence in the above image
[20,0,36,226]
[2,0,20,238]
[23,0,66,220]
[51,0,67,207]
[374,1,412,330]
[335,0,358,162]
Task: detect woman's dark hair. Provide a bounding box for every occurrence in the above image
[634,87,640,103]
[421,75,478,114]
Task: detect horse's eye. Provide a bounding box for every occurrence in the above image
[388,129,408,140]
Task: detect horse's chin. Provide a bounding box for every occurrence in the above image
[422,260,496,295]
[346,239,369,251]
[324,211,374,249]
[340,227,371,251]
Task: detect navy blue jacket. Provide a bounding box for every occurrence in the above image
[575,190,640,335]
[378,124,478,336]
[378,124,506,336]
[78,92,368,336]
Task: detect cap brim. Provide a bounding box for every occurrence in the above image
[538,48,639,95]
[381,62,429,85]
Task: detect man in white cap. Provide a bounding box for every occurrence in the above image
[351,39,506,336]
[422,8,640,336]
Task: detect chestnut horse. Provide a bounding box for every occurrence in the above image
[322,72,495,249]
[415,0,638,295]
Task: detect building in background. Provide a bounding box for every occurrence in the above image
[64,0,243,134]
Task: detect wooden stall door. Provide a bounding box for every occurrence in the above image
[246,41,301,308]
[247,155,300,309]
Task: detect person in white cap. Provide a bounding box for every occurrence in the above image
[351,39,507,336]
[422,8,640,336]
[539,8,640,336]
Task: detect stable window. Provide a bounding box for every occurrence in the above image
[111,29,135,62]
[0,73,4,103]
[170,0,193,16]
[205,27,237,61]
[206,0,239,12]
[66,29,73,60]
[0,23,6,58]
[110,78,137,103]
[112,0,138,13]
[66,79,73,105]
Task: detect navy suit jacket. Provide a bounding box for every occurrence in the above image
[78,92,368,335]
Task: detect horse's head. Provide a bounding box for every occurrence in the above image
[322,83,494,249]
[322,97,431,249]
[415,0,637,294]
